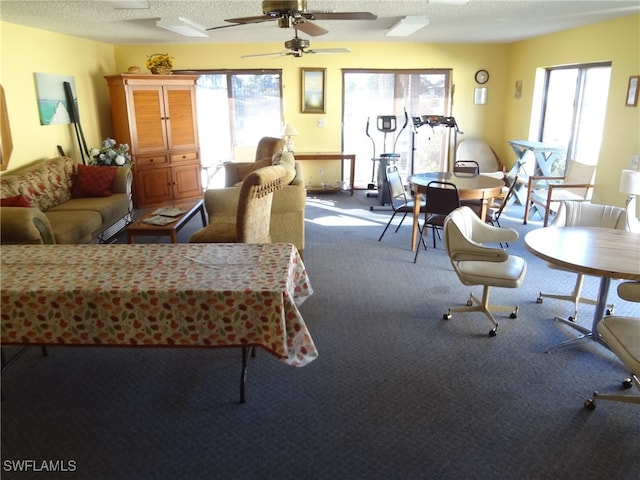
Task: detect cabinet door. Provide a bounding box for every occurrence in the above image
[172,163,203,200]
[163,86,198,150]
[136,167,173,206]
[129,86,168,154]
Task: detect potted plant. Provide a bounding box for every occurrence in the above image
[146,53,173,74]
[89,138,131,166]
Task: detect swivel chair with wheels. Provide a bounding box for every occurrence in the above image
[442,206,527,336]
[585,281,640,410]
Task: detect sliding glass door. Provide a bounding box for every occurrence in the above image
[195,71,283,166]
[539,63,611,174]
[342,69,452,187]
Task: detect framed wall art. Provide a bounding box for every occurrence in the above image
[301,68,326,113]
[34,72,76,125]
[625,75,639,107]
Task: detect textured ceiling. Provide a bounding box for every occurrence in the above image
[1,0,639,45]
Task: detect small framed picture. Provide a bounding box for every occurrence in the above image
[625,75,639,107]
[301,68,326,113]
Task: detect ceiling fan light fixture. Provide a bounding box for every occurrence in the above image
[386,16,430,37]
[157,17,209,37]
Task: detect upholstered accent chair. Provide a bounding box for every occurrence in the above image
[189,165,285,244]
[201,137,306,256]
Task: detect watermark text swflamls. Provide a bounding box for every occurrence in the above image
[3,459,77,472]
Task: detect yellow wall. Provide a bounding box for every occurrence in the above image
[1,14,638,209]
[0,22,115,167]
[114,42,508,153]
[505,14,640,206]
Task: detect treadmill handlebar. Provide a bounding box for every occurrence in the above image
[412,115,462,133]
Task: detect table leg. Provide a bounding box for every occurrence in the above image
[545,277,610,353]
[240,346,248,403]
[411,193,421,251]
[199,204,207,226]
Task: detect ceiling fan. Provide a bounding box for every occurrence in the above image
[242,28,351,58]
[207,0,377,37]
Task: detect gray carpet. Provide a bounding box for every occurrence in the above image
[2,192,639,480]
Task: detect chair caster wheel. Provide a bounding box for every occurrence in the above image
[510,311,517,319]
[489,329,497,337]
[584,398,596,411]
[443,313,451,320]
[536,297,543,304]
[623,378,633,389]
[605,308,612,316]
[568,316,576,322]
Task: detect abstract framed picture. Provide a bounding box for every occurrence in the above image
[34,73,76,125]
[301,68,326,114]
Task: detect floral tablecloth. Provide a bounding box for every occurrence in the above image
[1,243,317,366]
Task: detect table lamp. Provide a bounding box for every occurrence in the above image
[282,123,298,153]
[619,168,640,232]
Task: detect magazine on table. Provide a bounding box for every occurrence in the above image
[151,207,186,217]
[142,215,179,226]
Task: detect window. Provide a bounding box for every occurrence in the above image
[537,63,611,174]
[342,69,452,186]
[194,70,283,165]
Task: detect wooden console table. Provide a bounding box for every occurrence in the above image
[295,153,356,195]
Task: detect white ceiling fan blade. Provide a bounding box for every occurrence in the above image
[307,48,352,54]
[241,51,286,58]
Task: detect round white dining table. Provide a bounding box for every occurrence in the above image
[524,226,640,352]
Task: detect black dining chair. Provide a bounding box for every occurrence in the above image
[414,180,460,263]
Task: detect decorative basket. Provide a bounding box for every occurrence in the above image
[151,66,172,75]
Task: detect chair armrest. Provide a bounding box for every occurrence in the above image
[466,209,519,245]
[446,207,516,262]
[203,187,241,218]
[546,182,594,193]
[223,162,254,187]
[523,174,566,224]
[0,207,56,244]
[111,166,132,195]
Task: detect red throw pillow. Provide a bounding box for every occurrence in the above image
[0,195,32,207]
[72,165,118,198]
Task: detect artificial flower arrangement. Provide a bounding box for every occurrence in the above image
[89,138,131,166]
[146,53,173,73]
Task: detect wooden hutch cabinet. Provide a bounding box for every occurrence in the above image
[105,74,202,207]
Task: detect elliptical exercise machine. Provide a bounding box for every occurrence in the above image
[365,109,408,206]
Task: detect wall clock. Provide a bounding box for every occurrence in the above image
[475,69,489,85]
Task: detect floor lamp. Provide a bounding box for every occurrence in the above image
[619,169,640,233]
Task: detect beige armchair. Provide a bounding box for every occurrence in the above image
[443,206,527,336]
[189,165,285,244]
[201,137,306,256]
[223,137,285,186]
